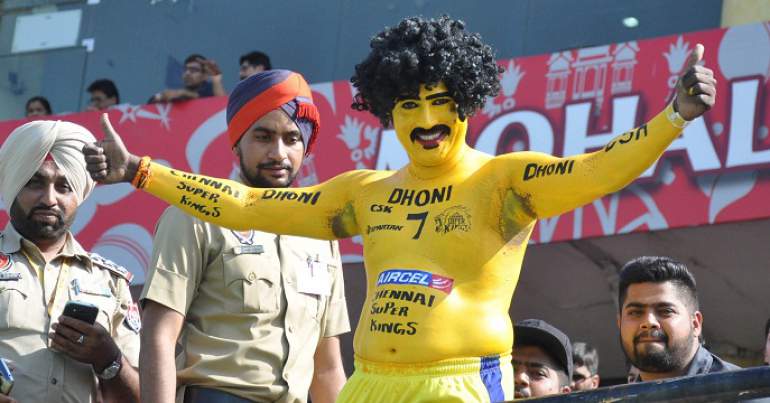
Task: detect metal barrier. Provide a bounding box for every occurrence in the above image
[514,366,770,402]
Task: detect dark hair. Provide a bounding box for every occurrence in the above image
[239,51,271,70]
[618,256,699,312]
[25,96,52,115]
[572,342,599,375]
[87,79,120,103]
[351,15,502,126]
[184,54,206,66]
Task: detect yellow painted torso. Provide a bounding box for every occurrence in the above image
[351,150,531,362]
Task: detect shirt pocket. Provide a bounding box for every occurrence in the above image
[68,280,118,334]
[222,251,280,314]
[302,261,337,322]
[0,286,27,329]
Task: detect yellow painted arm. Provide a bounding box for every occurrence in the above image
[506,104,686,219]
[141,163,369,239]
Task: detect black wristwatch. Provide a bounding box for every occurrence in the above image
[96,351,123,380]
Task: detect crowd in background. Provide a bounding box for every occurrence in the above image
[23,50,271,118]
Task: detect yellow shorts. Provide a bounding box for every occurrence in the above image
[337,354,513,403]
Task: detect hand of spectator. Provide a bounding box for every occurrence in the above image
[673,44,716,121]
[83,113,141,184]
[0,394,18,402]
[50,316,121,373]
[202,59,222,78]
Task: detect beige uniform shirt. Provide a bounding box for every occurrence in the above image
[141,207,350,403]
[0,223,141,403]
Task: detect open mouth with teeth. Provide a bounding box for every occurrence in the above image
[411,125,451,149]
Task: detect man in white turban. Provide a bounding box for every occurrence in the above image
[0,121,140,403]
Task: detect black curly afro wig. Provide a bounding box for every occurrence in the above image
[351,15,502,127]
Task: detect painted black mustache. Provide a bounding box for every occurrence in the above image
[257,162,292,170]
[410,125,451,142]
[634,329,668,344]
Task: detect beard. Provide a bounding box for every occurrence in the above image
[239,157,297,189]
[9,200,74,242]
[624,328,695,373]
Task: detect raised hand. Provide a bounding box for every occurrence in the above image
[674,43,717,121]
[83,113,141,184]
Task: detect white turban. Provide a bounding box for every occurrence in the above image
[0,120,96,208]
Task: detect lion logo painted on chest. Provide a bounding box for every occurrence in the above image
[434,206,472,234]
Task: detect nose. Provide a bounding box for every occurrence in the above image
[514,367,529,390]
[415,105,436,128]
[640,312,661,330]
[266,138,289,161]
[40,184,58,206]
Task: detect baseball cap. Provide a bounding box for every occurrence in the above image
[514,319,573,380]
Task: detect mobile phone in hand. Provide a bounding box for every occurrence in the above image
[0,358,13,395]
[62,300,99,325]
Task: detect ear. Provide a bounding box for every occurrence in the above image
[592,374,601,389]
[560,385,572,394]
[692,310,703,337]
[616,313,621,329]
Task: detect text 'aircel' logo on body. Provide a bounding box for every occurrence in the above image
[376,269,454,293]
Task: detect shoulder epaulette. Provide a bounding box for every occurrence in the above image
[89,252,134,283]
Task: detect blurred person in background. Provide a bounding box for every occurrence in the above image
[25,96,52,118]
[571,342,600,390]
[239,50,272,80]
[151,54,226,103]
[86,79,120,111]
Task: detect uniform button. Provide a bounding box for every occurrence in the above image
[247,272,256,281]
[51,377,58,385]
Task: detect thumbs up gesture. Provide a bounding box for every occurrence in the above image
[674,43,717,121]
[83,113,141,184]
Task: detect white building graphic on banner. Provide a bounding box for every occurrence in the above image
[545,51,573,109]
[545,42,639,111]
[571,45,613,111]
[611,41,639,95]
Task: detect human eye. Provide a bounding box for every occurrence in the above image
[626,309,642,317]
[431,98,451,106]
[401,101,419,110]
[530,369,548,380]
[24,177,42,189]
[286,133,302,144]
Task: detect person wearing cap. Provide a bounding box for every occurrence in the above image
[138,69,349,403]
[0,121,140,403]
[513,319,573,398]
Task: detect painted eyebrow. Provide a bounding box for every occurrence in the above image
[425,91,451,100]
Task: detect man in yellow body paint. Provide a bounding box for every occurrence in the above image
[85,16,716,402]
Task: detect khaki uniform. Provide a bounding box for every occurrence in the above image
[0,223,141,403]
[142,207,350,403]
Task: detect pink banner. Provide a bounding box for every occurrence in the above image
[2,21,769,282]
